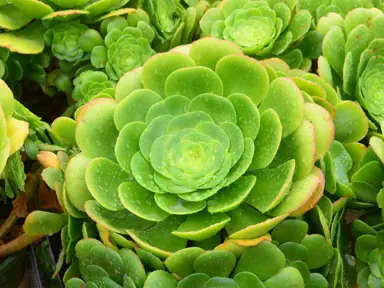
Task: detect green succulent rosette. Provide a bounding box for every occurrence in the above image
[319,7,384,125]
[53,38,338,259]
[72,71,116,106]
[354,229,384,287]
[297,0,377,23]
[138,0,188,51]
[89,14,155,80]
[61,219,332,288]
[44,22,88,62]
[199,0,312,69]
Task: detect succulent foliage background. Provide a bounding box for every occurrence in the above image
[2,0,384,288]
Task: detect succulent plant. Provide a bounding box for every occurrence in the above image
[72,71,115,106]
[44,22,88,62]
[199,0,313,69]
[319,7,384,126]
[354,230,384,287]
[88,13,156,80]
[5,1,384,287]
[138,0,190,51]
[298,0,377,23]
[44,37,339,261]
[61,218,333,288]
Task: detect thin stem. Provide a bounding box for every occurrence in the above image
[0,234,41,258]
[0,213,18,242]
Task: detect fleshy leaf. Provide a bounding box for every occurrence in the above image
[334,101,368,143]
[247,160,295,213]
[119,181,170,221]
[76,98,118,161]
[127,216,188,259]
[165,67,224,99]
[272,120,316,180]
[269,167,322,216]
[142,52,195,97]
[216,55,269,105]
[226,204,287,239]
[165,247,205,277]
[24,211,67,236]
[0,22,45,54]
[173,210,230,241]
[250,109,282,170]
[65,153,93,212]
[208,175,256,213]
[84,200,154,234]
[193,250,237,278]
[234,242,286,281]
[86,157,129,211]
[259,77,304,138]
[189,38,243,70]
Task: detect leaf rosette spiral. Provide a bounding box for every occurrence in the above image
[72,71,116,106]
[50,22,88,62]
[199,0,312,68]
[320,7,384,124]
[90,14,155,80]
[60,38,335,257]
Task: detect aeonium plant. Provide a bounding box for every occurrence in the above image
[297,0,378,23]
[319,7,384,126]
[199,0,313,69]
[63,219,333,287]
[49,37,336,259]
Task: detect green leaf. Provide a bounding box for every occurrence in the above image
[207,175,255,213]
[2,151,25,196]
[234,242,285,281]
[173,210,230,241]
[263,267,304,288]
[142,52,195,97]
[84,200,154,234]
[65,153,93,212]
[0,5,32,30]
[76,98,118,161]
[226,204,287,239]
[165,67,224,99]
[193,250,236,278]
[334,101,368,143]
[128,215,188,259]
[119,248,146,287]
[355,235,377,262]
[247,160,295,213]
[0,22,45,54]
[216,55,269,105]
[41,167,64,191]
[86,157,129,211]
[119,181,170,221]
[259,77,304,138]
[165,247,205,277]
[301,234,333,269]
[144,271,178,288]
[24,211,68,236]
[271,219,308,244]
